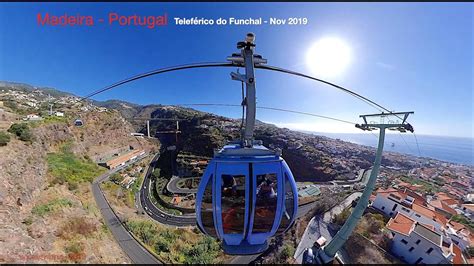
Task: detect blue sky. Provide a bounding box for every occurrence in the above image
[0,2,472,138]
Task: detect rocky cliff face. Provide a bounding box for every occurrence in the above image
[0,89,156,263]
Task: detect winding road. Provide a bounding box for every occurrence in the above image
[139,153,196,227]
[91,159,161,264]
[166,176,199,194]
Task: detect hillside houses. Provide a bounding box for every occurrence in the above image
[371,186,473,264]
[386,213,459,264]
[0,86,105,116]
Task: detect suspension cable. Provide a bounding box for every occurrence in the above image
[398,132,415,154]
[413,133,422,157]
[175,103,357,125]
[78,62,235,101]
[256,65,388,113]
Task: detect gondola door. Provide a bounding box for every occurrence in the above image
[247,161,283,245]
[215,162,250,246]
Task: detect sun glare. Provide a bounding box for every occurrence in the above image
[306,37,352,78]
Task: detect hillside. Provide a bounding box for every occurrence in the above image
[0,82,157,263]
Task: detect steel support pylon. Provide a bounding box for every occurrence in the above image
[313,111,414,264]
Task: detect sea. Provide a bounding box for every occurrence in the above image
[307,132,474,166]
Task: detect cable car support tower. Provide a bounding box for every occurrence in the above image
[313,111,414,264]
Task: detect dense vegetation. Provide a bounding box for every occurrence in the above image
[333,209,386,238]
[47,143,105,189]
[0,131,10,146]
[150,167,182,215]
[31,198,74,217]
[8,123,33,142]
[125,219,223,264]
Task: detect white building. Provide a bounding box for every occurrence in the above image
[26,114,42,121]
[55,111,64,117]
[386,213,458,264]
[371,188,446,231]
[374,188,473,253]
[26,101,37,107]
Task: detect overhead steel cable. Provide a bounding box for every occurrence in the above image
[175,103,357,125]
[257,106,356,125]
[78,62,235,101]
[398,132,415,154]
[255,65,388,113]
[413,133,422,157]
[79,61,401,119]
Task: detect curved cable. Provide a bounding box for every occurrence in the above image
[78,61,394,116]
[413,133,422,157]
[256,65,389,113]
[257,106,356,125]
[174,103,357,125]
[78,62,235,101]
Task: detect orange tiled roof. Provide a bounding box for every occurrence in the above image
[452,244,464,265]
[443,198,459,206]
[436,192,459,206]
[386,212,416,236]
[434,211,448,226]
[106,149,144,168]
[441,202,458,215]
[412,203,437,219]
[430,200,443,209]
[430,200,458,216]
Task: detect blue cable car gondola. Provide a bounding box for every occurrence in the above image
[195,33,298,255]
[196,142,298,254]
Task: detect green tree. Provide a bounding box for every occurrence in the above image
[152,168,161,178]
[8,123,32,142]
[110,173,123,184]
[183,236,220,264]
[279,244,295,261]
[0,131,10,146]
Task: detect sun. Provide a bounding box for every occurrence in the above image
[306,37,352,78]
